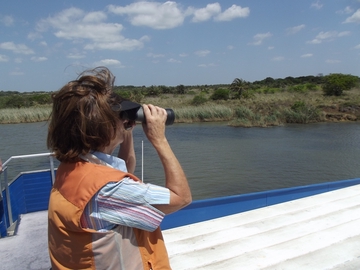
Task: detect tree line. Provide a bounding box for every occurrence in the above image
[0,73,358,109]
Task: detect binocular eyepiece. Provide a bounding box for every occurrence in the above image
[121,106,175,126]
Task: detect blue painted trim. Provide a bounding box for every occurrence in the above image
[1,169,360,233]
[1,170,53,229]
[0,198,6,237]
[161,178,360,230]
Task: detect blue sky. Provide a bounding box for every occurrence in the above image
[1,0,359,92]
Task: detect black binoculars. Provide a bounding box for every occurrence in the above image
[121,106,175,126]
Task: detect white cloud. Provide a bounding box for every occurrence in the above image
[195,50,210,57]
[249,32,272,46]
[343,9,360,23]
[179,53,188,57]
[307,31,350,44]
[67,53,86,59]
[190,3,249,23]
[108,2,185,29]
[28,32,43,41]
[83,11,107,23]
[215,5,250,21]
[147,53,165,58]
[286,24,305,35]
[0,54,9,62]
[336,6,354,15]
[1,15,14,26]
[93,59,123,67]
[198,63,216,67]
[108,2,249,28]
[301,53,313,58]
[0,42,34,54]
[167,58,181,63]
[268,46,274,50]
[37,7,147,51]
[192,3,221,22]
[326,59,341,64]
[10,69,24,76]
[14,58,22,63]
[31,56,47,62]
[311,1,323,10]
[272,56,284,61]
[227,45,234,50]
[338,31,351,37]
[355,44,360,49]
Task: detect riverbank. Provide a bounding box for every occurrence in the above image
[1,88,359,126]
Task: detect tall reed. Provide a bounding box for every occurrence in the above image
[174,105,233,122]
[229,106,282,127]
[0,107,51,124]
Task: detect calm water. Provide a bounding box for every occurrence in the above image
[1,121,360,200]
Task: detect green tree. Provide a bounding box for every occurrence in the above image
[159,85,171,94]
[322,74,359,96]
[176,84,186,94]
[5,95,28,108]
[230,78,246,99]
[145,85,161,96]
[29,93,52,105]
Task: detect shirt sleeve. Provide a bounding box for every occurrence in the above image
[81,178,170,232]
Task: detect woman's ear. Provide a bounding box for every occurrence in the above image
[123,120,135,130]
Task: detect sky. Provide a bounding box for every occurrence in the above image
[1,0,360,92]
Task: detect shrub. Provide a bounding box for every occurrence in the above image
[241,90,255,99]
[263,88,280,94]
[323,74,359,96]
[291,101,306,112]
[210,88,229,100]
[191,94,207,106]
[114,90,131,99]
[304,83,318,91]
[285,101,320,123]
[288,85,307,93]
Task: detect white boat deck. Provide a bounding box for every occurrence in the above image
[0,210,50,270]
[1,184,360,269]
[163,184,360,270]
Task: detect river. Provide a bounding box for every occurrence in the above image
[1,121,360,200]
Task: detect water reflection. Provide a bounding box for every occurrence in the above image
[1,121,360,200]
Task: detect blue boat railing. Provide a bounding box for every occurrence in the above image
[1,153,360,238]
[0,153,56,237]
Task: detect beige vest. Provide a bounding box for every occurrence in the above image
[48,161,171,269]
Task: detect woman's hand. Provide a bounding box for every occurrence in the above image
[142,104,167,147]
[142,104,192,214]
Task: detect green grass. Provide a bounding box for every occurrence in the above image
[1,87,359,126]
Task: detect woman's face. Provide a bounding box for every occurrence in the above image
[114,119,127,144]
[102,117,136,155]
[101,119,125,154]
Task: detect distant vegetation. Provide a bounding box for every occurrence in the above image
[1,73,359,127]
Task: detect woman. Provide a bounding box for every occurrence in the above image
[47,67,191,270]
